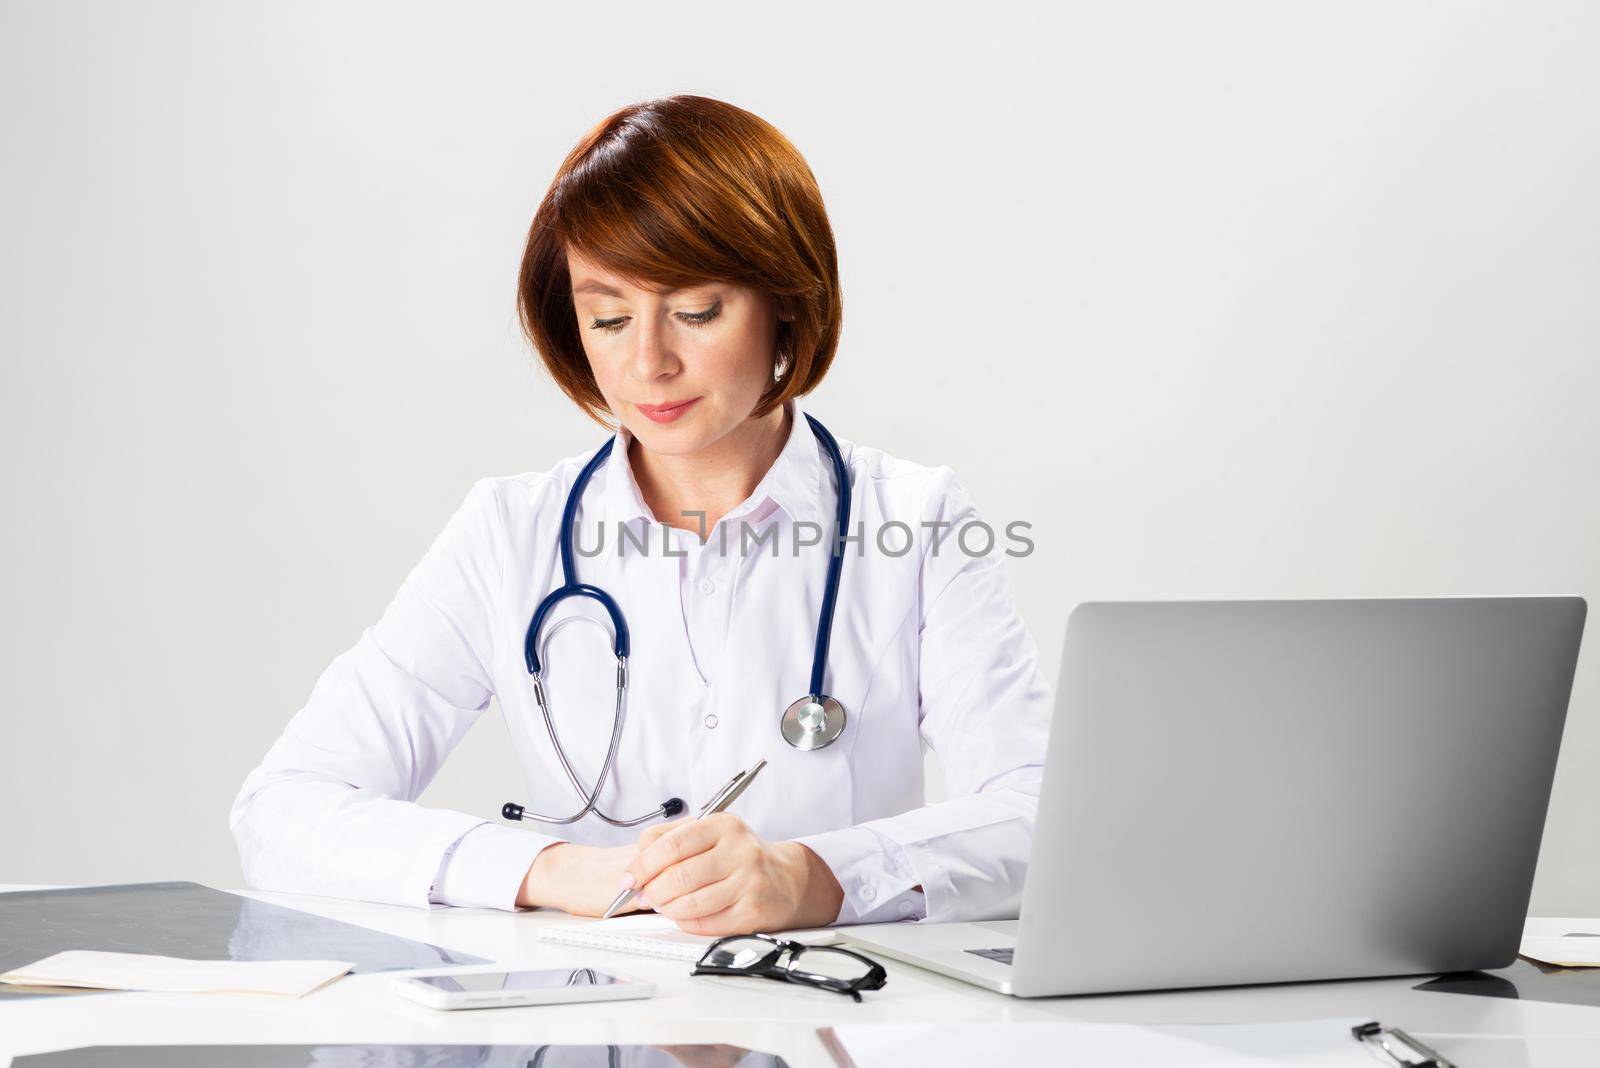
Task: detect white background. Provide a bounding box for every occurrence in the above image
[2,1,1596,911]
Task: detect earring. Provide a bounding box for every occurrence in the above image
[774,346,790,381]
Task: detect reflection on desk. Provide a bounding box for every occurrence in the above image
[11,1044,787,1068]
[8,891,1600,1068]
[1416,958,1600,1009]
[0,882,484,1000]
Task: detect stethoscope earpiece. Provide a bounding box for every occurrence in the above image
[503,796,684,823]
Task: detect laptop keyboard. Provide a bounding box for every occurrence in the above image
[965,947,1014,965]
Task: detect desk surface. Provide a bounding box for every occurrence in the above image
[3,886,1599,1066]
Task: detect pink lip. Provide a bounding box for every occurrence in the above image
[635,397,700,424]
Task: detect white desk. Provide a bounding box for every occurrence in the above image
[3,887,1599,1066]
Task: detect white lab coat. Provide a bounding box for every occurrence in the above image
[230,398,1053,924]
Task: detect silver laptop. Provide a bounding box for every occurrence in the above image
[843,597,1586,997]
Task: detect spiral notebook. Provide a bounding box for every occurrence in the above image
[536,914,840,962]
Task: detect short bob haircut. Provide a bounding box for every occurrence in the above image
[518,94,842,427]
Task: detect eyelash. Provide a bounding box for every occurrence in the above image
[589,302,721,335]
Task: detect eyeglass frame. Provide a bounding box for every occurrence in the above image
[692,933,888,1002]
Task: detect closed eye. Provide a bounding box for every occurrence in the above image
[591,301,722,335]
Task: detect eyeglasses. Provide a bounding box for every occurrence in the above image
[693,934,888,1002]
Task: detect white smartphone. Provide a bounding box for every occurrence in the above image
[391,967,655,1010]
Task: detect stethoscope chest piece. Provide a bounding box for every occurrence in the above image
[781,694,847,750]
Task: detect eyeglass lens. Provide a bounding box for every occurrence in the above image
[783,946,875,984]
[701,936,782,970]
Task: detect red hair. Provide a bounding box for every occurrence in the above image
[517,95,843,426]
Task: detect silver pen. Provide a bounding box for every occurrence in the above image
[601,757,769,920]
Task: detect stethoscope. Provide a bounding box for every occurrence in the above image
[501,413,852,829]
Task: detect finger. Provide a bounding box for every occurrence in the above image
[638,846,729,907]
[634,818,682,852]
[674,903,758,938]
[649,872,741,921]
[623,817,729,890]
[639,846,730,909]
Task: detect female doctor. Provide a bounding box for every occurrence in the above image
[230,94,1053,936]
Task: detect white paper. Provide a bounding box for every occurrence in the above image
[1520,933,1600,968]
[537,913,840,962]
[823,1019,1398,1068]
[0,950,355,997]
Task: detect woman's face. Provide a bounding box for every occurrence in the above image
[566,246,784,456]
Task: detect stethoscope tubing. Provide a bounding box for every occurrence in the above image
[521,617,644,826]
[511,413,849,828]
[802,413,851,700]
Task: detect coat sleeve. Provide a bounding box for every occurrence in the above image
[229,478,561,909]
[795,467,1053,924]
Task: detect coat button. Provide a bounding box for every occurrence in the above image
[700,578,716,594]
[897,900,915,917]
[703,713,719,729]
[861,885,877,902]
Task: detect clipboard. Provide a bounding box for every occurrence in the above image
[818,1017,1456,1068]
[1350,1021,1456,1067]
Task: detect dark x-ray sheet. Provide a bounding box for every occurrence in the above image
[12,1045,788,1067]
[0,881,485,1000]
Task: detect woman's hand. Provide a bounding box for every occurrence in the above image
[619,813,845,935]
[516,842,648,916]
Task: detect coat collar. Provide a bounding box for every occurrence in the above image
[585,397,825,556]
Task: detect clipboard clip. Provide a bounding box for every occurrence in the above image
[1351,1021,1456,1068]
